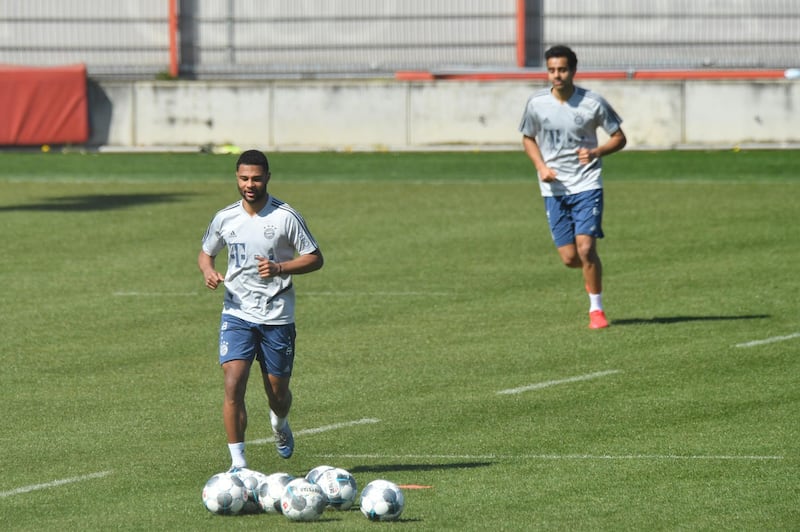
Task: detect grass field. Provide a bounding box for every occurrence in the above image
[0,149,798,530]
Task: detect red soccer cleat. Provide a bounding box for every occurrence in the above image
[589,310,609,329]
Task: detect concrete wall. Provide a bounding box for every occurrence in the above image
[87,79,800,150]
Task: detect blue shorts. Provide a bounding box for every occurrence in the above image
[218,315,296,377]
[544,189,604,247]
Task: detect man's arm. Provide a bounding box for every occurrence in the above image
[522,135,558,182]
[257,249,324,278]
[198,250,225,290]
[577,129,627,165]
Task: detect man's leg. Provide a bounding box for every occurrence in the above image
[576,234,602,295]
[556,243,582,269]
[222,359,251,468]
[576,234,608,328]
[262,373,294,458]
[262,373,292,418]
[258,323,297,459]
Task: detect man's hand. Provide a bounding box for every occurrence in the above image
[203,270,225,290]
[255,255,282,278]
[576,147,596,165]
[538,165,559,182]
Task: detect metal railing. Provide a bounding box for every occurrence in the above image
[0,0,797,79]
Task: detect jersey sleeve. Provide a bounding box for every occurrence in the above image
[285,210,319,256]
[201,214,225,257]
[518,96,539,137]
[595,94,623,135]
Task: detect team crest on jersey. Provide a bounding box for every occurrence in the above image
[574,114,585,125]
[263,226,276,239]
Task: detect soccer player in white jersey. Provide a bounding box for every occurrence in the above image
[519,45,626,329]
[198,149,323,469]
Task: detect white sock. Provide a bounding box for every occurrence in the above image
[589,292,603,312]
[228,442,246,468]
[270,410,287,432]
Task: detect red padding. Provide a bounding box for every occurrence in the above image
[395,71,436,81]
[0,63,89,145]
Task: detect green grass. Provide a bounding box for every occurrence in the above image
[0,149,798,530]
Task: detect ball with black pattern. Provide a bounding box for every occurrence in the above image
[359,479,404,521]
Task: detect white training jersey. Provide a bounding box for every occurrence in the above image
[519,85,623,197]
[201,196,319,325]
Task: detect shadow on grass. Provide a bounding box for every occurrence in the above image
[316,508,423,524]
[349,462,492,474]
[0,193,188,212]
[612,314,769,326]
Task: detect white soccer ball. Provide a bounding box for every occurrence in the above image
[256,472,295,514]
[280,477,327,521]
[316,467,358,510]
[305,464,335,485]
[359,479,404,521]
[201,471,247,515]
[233,468,268,514]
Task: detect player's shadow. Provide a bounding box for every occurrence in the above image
[0,193,188,212]
[348,461,492,474]
[611,314,769,326]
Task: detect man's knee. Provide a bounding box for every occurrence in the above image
[559,251,582,268]
[557,244,582,268]
[575,238,598,263]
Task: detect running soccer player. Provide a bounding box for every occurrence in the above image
[198,149,323,469]
[519,45,626,329]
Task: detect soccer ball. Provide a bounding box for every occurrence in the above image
[316,467,358,510]
[201,471,247,515]
[256,472,295,514]
[305,464,335,484]
[233,468,268,514]
[280,477,327,521]
[359,479,404,521]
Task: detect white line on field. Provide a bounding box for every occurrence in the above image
[313,453,783,461]
[250,418,380,445]
[734,332,800,348]
[0,470,112,498]
[496,370,622,395]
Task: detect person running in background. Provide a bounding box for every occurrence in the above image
[198,149,323,469]
[519,45,626,329]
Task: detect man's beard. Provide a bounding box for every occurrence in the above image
[240,186,266,204]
